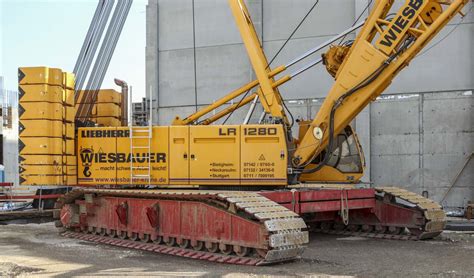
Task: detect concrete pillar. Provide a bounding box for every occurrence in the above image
[145,0,159,124]
[355,106,371,183]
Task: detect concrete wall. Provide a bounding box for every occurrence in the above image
[370,91,473,208]
[146,0,473,207]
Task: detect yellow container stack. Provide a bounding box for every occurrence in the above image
[76,89,122,127]
[18,67,77,186]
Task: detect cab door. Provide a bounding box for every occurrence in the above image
[189,125,240,186]
[169,126,189,185]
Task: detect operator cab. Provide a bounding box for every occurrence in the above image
[296,121,365,183]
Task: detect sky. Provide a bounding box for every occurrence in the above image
[0,0,147,102]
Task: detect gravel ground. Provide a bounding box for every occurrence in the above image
[0,222,473,277]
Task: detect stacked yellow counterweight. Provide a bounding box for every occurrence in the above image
[18,67,77,186]
[76,89,122,127]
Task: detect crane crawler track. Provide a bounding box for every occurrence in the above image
[376,187,446,239]
[62,231,267,265]
[55,189,308,265]
[314,187,446,240]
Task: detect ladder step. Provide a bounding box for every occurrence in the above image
[131,130,151,133]
[131,166,150,169]
[132,146,150,149]
[131,136,151,139]
[132,175,151,178]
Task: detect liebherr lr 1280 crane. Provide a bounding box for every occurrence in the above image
[51,0,468,265]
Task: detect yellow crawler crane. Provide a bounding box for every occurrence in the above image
[51,0,468,265]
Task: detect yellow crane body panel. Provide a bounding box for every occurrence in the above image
[190,125,241,185]
[95,116,121,127]
[63,106,75,124]
[62,72,75,90]
[77,127,168,186]
[18,84,64,103]
[19,119,73,138]
[240,125,287,185]
[97,89,122,104]
[18,67,63,86]
[77,89,122,104]
[19,165,64,175]
[75,116,122,127]
[92,103,121,118]
[63,89,75,107]
[78,128,118,185]
[19,175,77,186]
[117,127,169,185]
[19,154,76,166]
[75,101,121,117]
[75,89,122,127]
[19,137,75,155]
[77,125,287,186]
[19,102,64,121]
[66,165,77,176]
[169,126,189,185]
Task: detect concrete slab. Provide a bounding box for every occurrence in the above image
[370,154,420,191]
[262,0,354,41]
[195,44,253,105]
[423,92,473,133]
[194,0,243,48]
[158,106,199,125]
[157,0,194,51]
[371,134,419,156]
[263,36,334,99]
[370,97,420,135]
[423,154,473,205]
[158,49,196,107]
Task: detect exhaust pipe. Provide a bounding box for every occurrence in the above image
[114,78,128,126]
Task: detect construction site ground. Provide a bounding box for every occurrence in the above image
[0,223,473,277]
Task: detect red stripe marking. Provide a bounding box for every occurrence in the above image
[154,246,167,252]
[168,249,180,255]
[61,232,272,266]
[161,247,173,254]
[216,257,227,263]
[228,257,241,264]
[191,253,204,259]
[236,258,251,265]
[135,244,147,249]
[200,254,213,260]
[115,241,126,247]
[175,250,187,256]
[124,242,135,248]
[182,251,194,257]
[144,245,156,251]
[246,259,260,265]
[208,255,219,262]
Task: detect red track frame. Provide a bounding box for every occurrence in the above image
[260,188,422,228]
